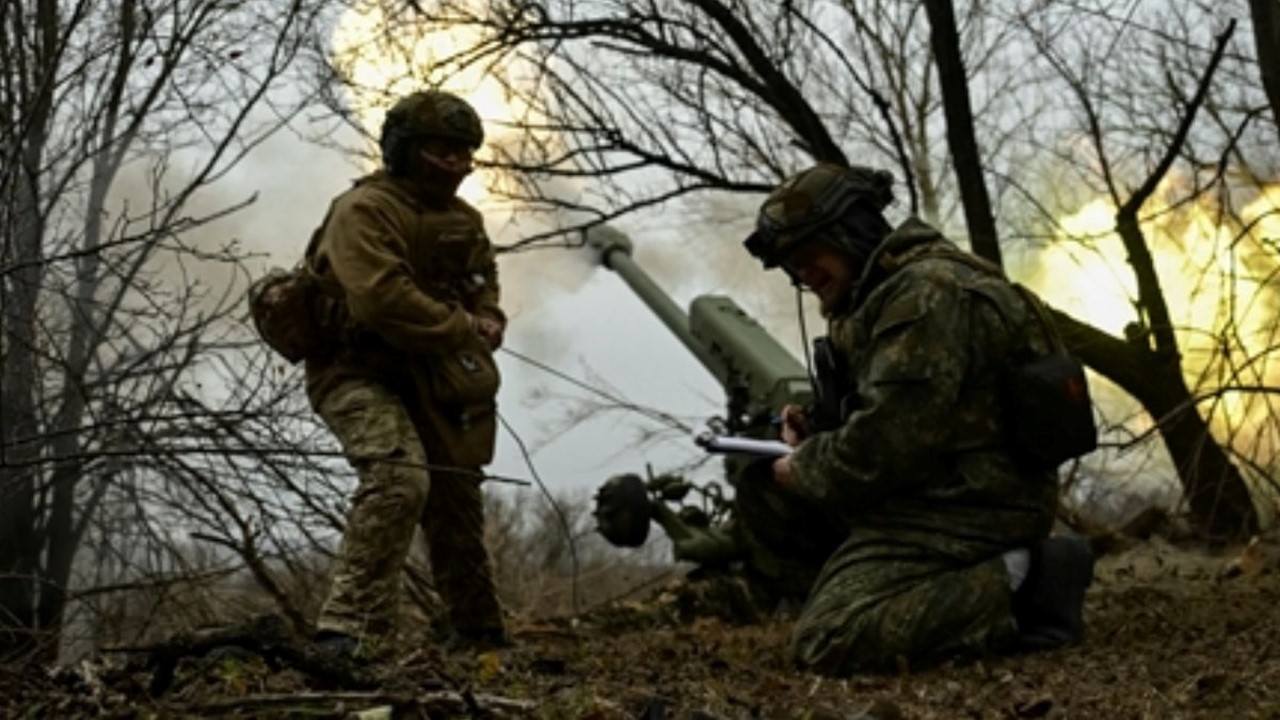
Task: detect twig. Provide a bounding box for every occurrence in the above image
[1114,20,1238,358]
[167,690,535,718]
[119,614,382,694]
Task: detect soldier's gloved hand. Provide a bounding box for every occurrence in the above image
[779,404,810,447]
[478,315,501,348]
[474,314,504,351]
[772,455,797,493]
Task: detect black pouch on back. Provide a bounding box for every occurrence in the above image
[1005,348,1098,469]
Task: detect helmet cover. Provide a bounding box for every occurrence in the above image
[380,90,483,172]
[744,163,894,268]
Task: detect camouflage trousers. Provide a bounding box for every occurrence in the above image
[314,378,504,644]
[791,548,1018,675]
[734,464,1018,674]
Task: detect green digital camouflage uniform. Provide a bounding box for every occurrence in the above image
[304,169,506,645]
[775,218,1059,675]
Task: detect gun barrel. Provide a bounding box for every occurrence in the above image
[587,225,812,424]
[587,225,719,371]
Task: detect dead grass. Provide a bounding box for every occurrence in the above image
[6,536,1280,719]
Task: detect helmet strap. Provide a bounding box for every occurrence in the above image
[420,148,473,178]
[409,148,473,199]
[796,284,818,393]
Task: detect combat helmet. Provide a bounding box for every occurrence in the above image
[380,90,484,174]
[744,163,894,269]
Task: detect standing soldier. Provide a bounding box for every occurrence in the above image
[304,90,508,657]
[741,163,1097,675]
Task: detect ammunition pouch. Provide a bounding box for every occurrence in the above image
[409,395,498,469]
[423,334,501,406]
[407,335,501,468]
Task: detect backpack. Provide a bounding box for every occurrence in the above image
[247,266,326,365]
[247,223,333,365]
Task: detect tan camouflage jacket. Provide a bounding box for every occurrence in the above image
[303,171,503,405]
[787,218,1058,564]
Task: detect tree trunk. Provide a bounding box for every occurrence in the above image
[1052,310,1260,541]
[0,0,61,661]
[0,172,46,661]
[1249,0,1280,141]
[921,0,1002,265]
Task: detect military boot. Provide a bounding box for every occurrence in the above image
[1011,535,1096,651]
[439,625,514,654]
[314,630,361,661]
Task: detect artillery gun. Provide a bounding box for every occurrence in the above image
[586,225,816,569]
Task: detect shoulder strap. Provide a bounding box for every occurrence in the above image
[1009,283,1068,354]
[901,244,1067,355]
[906,243,1075,351]
[300,202,345,300]
[300,175,382,300]
[910,242,1004,278]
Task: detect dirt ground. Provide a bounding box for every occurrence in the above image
[4,537,1279,719]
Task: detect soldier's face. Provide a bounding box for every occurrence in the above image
[783,240,856,314]
[417,137,474,184]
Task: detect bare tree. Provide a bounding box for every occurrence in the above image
[321,0,1032,246]
[0,0,325,660]
[997,2,1277,539]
